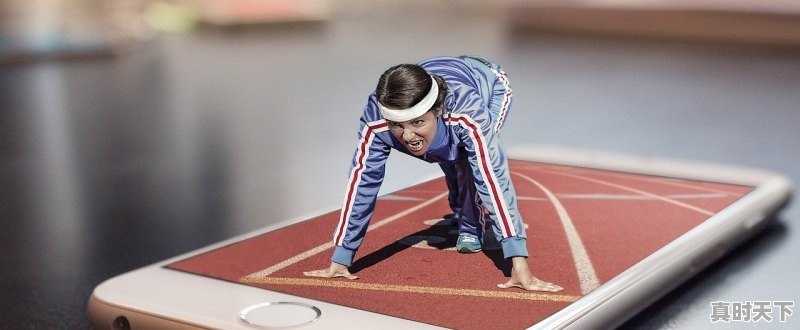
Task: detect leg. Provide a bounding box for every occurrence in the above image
[453,157,484,252]
[438,160,461,220]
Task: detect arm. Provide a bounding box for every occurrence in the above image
[331,120,390,266]
[305,118,390,279]
[452,113,562,292]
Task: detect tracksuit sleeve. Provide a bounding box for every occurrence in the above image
[331,119,390,267]
[454,113,529,259]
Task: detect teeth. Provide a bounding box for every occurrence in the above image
[408,140,422,150]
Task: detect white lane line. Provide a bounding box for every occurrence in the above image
[241,191,449,280]
[555,193,729,200]
[516,196,549,201]
[379,195,427,201]
[536,169,715,216]
[518,193,728,201]
[649,193,728,199]
[512,172,600,295]
[401,190,454,194]
[640,177,745,197]
[241,277,581,302]
[571,168,745,197]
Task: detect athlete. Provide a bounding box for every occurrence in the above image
[304,56,562,292]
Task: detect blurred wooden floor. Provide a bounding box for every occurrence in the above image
[507,0,800,46]
[1,2,799,328]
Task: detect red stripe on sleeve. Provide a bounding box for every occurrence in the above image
[334,128,374,245]
[448,116,513,237]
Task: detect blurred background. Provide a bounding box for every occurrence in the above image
[1,0,799,328]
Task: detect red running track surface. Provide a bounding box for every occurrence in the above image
[168,160,752,329]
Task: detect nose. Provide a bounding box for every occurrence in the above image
[402,129,415,141]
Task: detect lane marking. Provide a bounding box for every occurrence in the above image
[379,195,427,201]
[409,219,529,251]
[570,168,745,197]
[396,235,455,251]
[243,192,449,279]
[555,193,729,200]
[512,172,601,295]
[639,177,745,197]
[516,196,549,201]
[517,193,728,201]
[240,277,580,303]
[396,190,453,194]
[535,170,715,216]
[423,218,457,226]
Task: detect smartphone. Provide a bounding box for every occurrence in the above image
[88,145,792,329]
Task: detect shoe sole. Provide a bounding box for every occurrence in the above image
[457,247,482,254]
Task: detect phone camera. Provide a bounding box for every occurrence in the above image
[112,316,131,330]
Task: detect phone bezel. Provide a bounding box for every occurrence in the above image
[88,145,792,329]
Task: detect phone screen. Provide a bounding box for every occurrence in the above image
[167,159,752,329]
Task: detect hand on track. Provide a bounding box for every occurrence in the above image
[303,262,358,280]
[497,276,563,292]
[498,256,563,292]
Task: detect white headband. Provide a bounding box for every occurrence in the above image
[378,76,438,122]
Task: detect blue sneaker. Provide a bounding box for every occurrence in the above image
[456,234,482,253]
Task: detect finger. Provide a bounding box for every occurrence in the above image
[303,270,331,278]
[524,284,561,292]
[533,279,563,292]
[524,279,563,292]
[497,279,521,289]
[333,272,359,280]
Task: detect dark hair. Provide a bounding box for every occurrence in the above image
[376,64,447,116]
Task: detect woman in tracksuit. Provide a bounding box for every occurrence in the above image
[305,56,562,292]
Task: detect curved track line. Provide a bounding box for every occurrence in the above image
[241,277,580,302]
[242,191,449,279]
[535,169,715,216]
[571,168,744,197]
[639,177,744,197]
[512,172,601,295]
[519,193,727,201]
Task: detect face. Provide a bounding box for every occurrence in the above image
[387,111,438,156]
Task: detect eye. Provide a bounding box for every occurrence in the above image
[412,120,425,126]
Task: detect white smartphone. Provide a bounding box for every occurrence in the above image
[88,145,792,329]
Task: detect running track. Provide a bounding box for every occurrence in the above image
[168,160,751,329]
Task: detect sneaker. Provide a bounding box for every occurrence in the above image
[456,234,482,253]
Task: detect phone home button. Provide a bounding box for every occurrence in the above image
[239,302,321,328]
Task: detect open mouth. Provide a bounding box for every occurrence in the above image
[407,140,424,151]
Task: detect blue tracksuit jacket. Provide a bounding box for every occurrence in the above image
[332,56,527,266]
